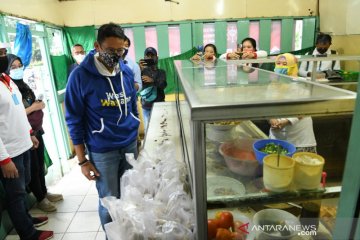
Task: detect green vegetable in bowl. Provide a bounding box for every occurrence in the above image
[260,143,288,155]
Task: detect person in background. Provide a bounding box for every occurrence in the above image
[0,43,54,240]
[68,44,86,76]
[123,36,142,91]
[299,33,340,77]
[191,43,217,62]
[220,37,268,67]
[139,47,167,131]
[65,23,140,232]
[270,53,317,153]
[7,55,63,212]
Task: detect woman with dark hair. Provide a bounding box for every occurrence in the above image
[7,55,63,212]
[220,37,268,62]
[191,43,217,62]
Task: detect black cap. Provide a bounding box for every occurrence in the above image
[144,47,157,56]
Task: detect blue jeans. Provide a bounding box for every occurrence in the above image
[88,140,138,230]
[142,108,152,132]
[0,150,37,240]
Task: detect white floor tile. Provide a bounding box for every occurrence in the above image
[53,233,64,240]
[95,231,106,240]
[67,212,101,233]
[36,212,75,233]
[87,182,98,195]
[78,195,99,212]
[62,232,98,240]
[55,195,85,213]
[4,234,19,240]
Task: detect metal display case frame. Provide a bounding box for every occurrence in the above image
[174,56,360,239]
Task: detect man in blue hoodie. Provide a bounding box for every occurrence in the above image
[65,23,140,231]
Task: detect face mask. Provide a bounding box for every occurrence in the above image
[0,56,8,73]
[122,48,129,59]
[274,66,289,75]
[9,67,24,80]
[317,48,327,54]
[73,54,85,64]
[99,51,121,68]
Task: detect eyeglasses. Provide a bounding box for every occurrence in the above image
[103,47,125,55]
[74,51,85,55]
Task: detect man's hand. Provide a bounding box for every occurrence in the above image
[80,161,100,181]
[139,59,147,70]
[31,136,39,149]
[1,161,19,178]
[141,75,154,83]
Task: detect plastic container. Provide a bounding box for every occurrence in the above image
[219,139,259,177]
[253,139,296,164]
[293,152,325,190]
[253,209,300,240]
[339,70,359,82]
[263,154,295,192]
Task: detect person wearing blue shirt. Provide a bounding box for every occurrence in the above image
[65,23,140,233]
[123,36,142,91]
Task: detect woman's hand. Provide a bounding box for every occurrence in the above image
[191,53,202,61]
[242,52,256,59]
[227,52,241,60]
[31,101,45,112]
[141,75,154,83]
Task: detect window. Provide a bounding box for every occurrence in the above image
[249,21,260,47]
[46,28,64,56]
[124,28,136,60]
[203,23,215,45]
[270,20,281,54]
[226,22,237,52]
[294,20,303,51]
[168,25,180,57]
[145,26,158,50]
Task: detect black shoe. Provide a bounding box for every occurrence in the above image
[32,216,48,227]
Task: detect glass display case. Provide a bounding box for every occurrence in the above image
[174,58,358,239]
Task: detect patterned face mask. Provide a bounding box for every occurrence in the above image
[99,51,121,69]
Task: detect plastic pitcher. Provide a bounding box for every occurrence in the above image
[263,154,295,192]
[293,152,325,190]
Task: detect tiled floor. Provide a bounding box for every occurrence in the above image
[5,163,105,240]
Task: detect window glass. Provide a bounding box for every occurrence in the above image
[145,26,158,51]
[226,22,238,53]
[249,21,260,47]
[294,20,303,51]
[270,20,281,54]
[46,28,64,56]
[5,16,43,32]
[124,28,136,60]
[168,25,181,56]
[203,23,215,46]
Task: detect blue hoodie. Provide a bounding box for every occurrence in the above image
[65,50,140,153]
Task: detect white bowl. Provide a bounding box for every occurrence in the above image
[207,176,246,199]
[253,209,300,240]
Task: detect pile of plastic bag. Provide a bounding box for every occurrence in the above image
[102,142,195,240]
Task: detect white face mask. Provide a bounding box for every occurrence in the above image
[10,67,24,80]
[73,54,85,64]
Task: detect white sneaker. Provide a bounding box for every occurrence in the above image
[37,198,57,212]
[46,192,63,202]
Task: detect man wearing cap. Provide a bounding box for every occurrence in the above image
[139,47,167,131]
